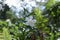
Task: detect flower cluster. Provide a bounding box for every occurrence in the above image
[4,0,37,13]
[4,0,47,18]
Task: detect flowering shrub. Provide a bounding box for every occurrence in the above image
[0,0,60,40]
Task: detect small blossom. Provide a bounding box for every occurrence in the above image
[25,16,36,27]
[39,6,45,11]
[36,0,41,2]
[27,1,37,7]
[6,19,10,22]
[25,29,30,32]
[24,5,32,13]
[57,37,60,40]
[0,4,3,10]
[19,31,22,33]
[6,19,11,26]
[23,28,25,31]
[58,28,60,31]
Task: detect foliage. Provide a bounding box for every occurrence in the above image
[3,27,12,40]
[0,0,60,40]
[46,0,56,9]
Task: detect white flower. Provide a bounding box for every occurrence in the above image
[0,4,3,10]
[41,0,46,2]
[16,6,24,12]
[4,0,20,7]
[57,37,60,40]
[23,28,25,31]
[36,0,41,2]
[25,29,30,32]
[0,0,2,2]
[39,6,45,11]
[25,5,32,13]
[6,19,11,26]
[19,31,22,33]
[25,16,36,27]
[6,19,10,22]
[55,0,60,2]
[27,1,37,7]
[58,28,60,31]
